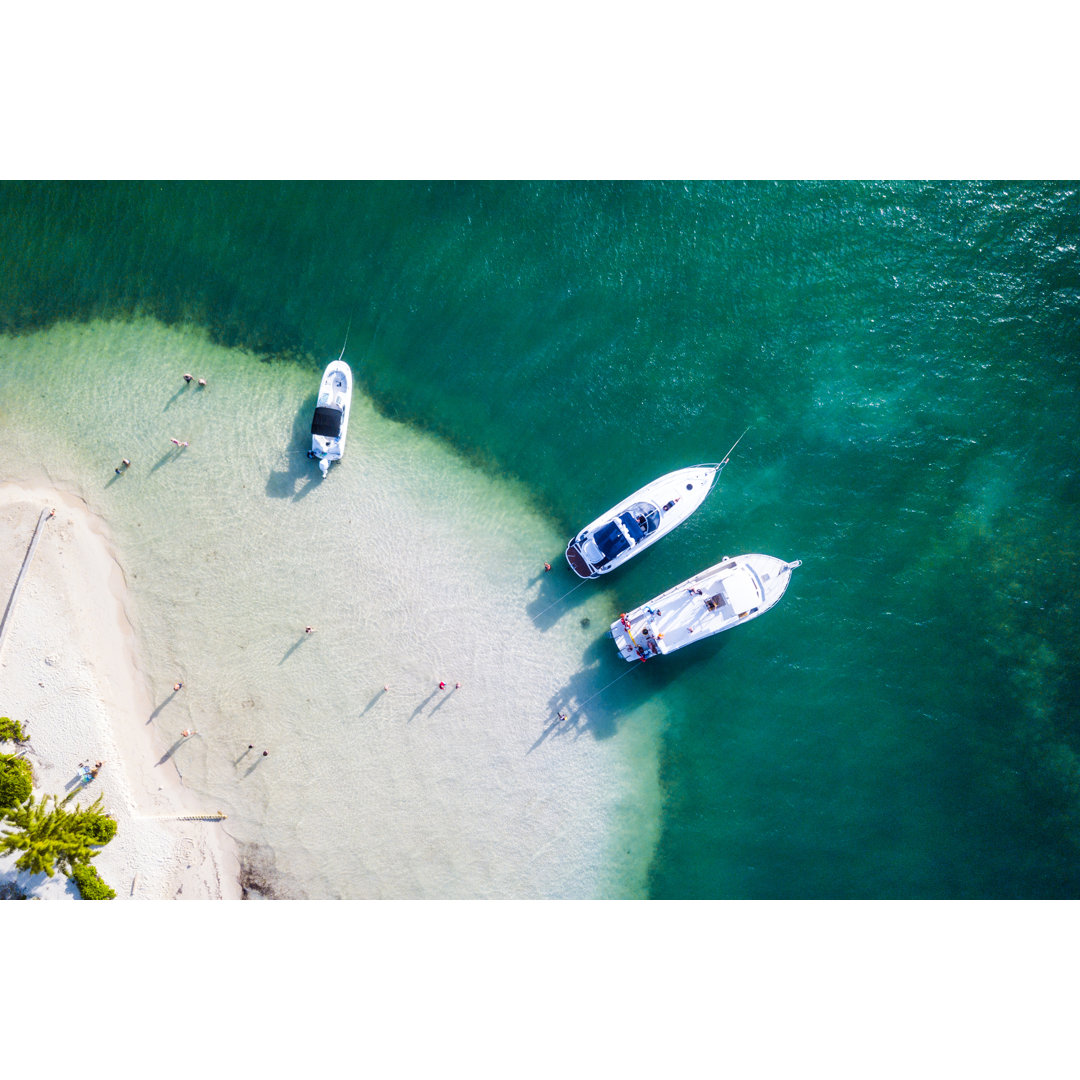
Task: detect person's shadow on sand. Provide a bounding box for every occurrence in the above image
[429,689,459,716]
[407,690,440,723]
[148,447,186,476]
[162,384,189,411]
[155,737,187,766]
[279,634,310,665]
[148,688,181,723]
[64,770,90,792]
[360,687,388,715]
[243,755,268,778]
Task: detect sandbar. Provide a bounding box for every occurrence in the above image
[0,481,240,899]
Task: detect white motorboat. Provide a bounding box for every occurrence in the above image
[609,553,802,662]
[309,353,353,478]
[565,431,747,579]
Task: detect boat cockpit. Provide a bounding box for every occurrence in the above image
[579,502,661,568]
[624,502,661,536]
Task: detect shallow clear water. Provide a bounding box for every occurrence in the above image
[0,319,664,897]
[1,180,1078,898]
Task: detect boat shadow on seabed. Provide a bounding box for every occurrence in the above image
[525,563,593,632]
[265,393,321,502]
[528,637,635,753]
[528,629,723,755]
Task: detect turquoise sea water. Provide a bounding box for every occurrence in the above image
[1,180,1078,898]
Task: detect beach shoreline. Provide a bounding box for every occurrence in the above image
[0,317,665,899]
[0,481,241,899]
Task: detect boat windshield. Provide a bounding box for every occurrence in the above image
[619,512,645,542]
[311,406,343,437]
[624,502,660,537]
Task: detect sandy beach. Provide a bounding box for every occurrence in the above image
[0,481,240,899]
[0,320,666,899]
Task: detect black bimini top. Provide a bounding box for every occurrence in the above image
[311,406,343,438]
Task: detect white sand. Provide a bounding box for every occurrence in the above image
[0,482,241,899]
[0,319,667,898]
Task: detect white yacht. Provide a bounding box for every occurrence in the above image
[610,553,802,661]
[565,432,747,579]
[309,356,353,478]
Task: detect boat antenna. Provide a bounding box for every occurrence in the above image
[717,427,750,472]
[337,318,351,363]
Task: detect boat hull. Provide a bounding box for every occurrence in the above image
[310,360,353,475]
[610,554,802,661]
[565,464,720,579]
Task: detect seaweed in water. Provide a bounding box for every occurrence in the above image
[238,842,306,900]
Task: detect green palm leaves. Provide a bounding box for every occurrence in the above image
[0,717,29,743]
[0,792,116,879]
[0,753,32,809]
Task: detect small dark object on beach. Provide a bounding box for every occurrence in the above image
[262,750,268,756]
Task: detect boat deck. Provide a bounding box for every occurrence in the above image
[611,555,799,661]
[564,542,594,578]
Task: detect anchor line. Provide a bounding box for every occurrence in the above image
[570,661,644,713]
[337,318,352,363]
[715,426,750,475]
[533,578,588,617]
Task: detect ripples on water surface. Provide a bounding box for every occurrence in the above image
[0,180,1077,897]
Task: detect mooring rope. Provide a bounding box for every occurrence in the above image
[533,578,588,618]
[569,659,645,714]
